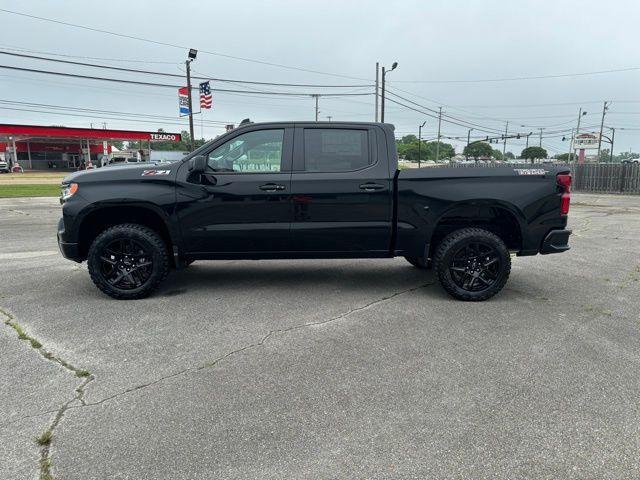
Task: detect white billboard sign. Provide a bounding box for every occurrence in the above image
[574,133,599,150]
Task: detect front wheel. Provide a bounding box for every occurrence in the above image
[433,227,511,301]
[87,224,170,299]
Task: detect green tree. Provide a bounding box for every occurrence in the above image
[598,148,611,162]
[425,141,455,160]
[463,142,493,160]
[504,151,515,160]
[396,137,454,161]
[398,134,418,144]
[521,146,548,164]
[492,149,504,161]
[555,153,571,162]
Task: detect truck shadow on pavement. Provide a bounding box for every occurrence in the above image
[158,260,441,297]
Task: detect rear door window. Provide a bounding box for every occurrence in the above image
[303,129,370,172]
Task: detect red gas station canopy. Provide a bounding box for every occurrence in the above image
[0,123,182,142]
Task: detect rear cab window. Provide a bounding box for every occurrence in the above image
[302,129,371,172]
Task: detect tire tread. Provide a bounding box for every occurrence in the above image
[87,223,169,300]
[433,227,511,301]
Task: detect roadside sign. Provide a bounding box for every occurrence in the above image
[574,133,599,150]
[178,87,190,116]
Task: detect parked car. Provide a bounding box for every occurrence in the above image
[58,122,571,301]
[0,159,9,173]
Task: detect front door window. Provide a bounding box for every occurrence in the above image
[207,129,284,173]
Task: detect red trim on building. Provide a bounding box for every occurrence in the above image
[0,123,182,142]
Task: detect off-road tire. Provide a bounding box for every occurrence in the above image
[404,256,430,269]
[87,224,170,300]
[434,227,511,301]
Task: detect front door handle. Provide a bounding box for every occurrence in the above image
[259,183,286,192]
[359,183,385,192]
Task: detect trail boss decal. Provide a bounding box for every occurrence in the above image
[514,169,546,176]
[142,170,171,176]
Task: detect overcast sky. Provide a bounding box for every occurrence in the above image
[1,0,639,155]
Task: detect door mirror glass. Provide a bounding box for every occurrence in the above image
[188,155,207,174]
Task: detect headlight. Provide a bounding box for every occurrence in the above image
[61,183,78,202]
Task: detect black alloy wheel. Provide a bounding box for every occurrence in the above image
[448,242,501,292]
[99,238,154,290]
[434,227,511,301]
[87,224,170,299]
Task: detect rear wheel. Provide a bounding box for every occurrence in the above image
[87,224,170,300]
[433,227,510,301]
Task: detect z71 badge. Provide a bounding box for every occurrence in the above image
[514,168,546,176]
[142,170,171,176]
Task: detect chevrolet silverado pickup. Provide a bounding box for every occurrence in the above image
[57,122,571,301]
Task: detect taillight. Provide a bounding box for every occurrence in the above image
[557,173,571,215]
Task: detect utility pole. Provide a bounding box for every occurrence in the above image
[567,128,574,161]
[502,121,508,158]
[374,62,379,122]
[313,95,319,121]
[597,101,610,161]
[435,107,442,162]
[526,133,530,148]
[538,128,544,147]
[418,121,426,168]
[326,116,332,122]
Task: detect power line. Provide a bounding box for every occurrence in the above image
[0,50,373,88]
[384,96,504,135]
[0,64,375,97]
[385,89,505,134]
[0,7,369,81]
[0,44,179,64]
[393,67,640,84]
[0,99,233,125]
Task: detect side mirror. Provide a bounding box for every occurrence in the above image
[188,155,206,173]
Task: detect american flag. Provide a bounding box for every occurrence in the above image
[199,81,212,109]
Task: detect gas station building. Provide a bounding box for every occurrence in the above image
[0,124,182,170]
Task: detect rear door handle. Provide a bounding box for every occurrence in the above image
[259,183,286,191]
[359,183,385,192]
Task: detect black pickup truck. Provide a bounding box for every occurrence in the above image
[58,122,571,301]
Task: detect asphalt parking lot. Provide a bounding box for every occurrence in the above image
[1,193,639,480]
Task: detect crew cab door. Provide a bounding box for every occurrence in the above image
[289,124,392,253]
[176,126,293,254]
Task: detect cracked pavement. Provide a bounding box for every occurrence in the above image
[1,193,639,479]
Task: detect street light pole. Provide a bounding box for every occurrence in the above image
[610,127,615,162]
[597,101,610,161]
[185,48,198,151]
[313,94,319,121]
[418,121,426,168]
[374,62,379,122]
[502,121,508,158]
[435,107,442,162]
[380,62,398,123]
[466,128,473,160]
